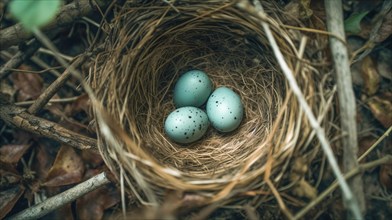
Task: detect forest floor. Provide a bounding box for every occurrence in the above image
[0,0,391,219]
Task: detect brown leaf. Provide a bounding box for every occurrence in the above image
[292,179,318,200]
[0,168,21,189]
[0,144,31,164]
[376,49,392,80]
[44,145,85,187]
[33,142,57,181]
[374,9,392,43]
[64,94,90,117]
[44,203,74,220]
[358,136,377,162]
[81,150,103,168]
[76,185,120,220]
[367,95,392,128]
[0,186,25,219]
[361,56,380,96]
[379,162,392,190]
[11,68,43,101]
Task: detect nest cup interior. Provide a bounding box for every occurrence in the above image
[92,1,325,201]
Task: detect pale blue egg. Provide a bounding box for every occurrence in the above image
[173,70,213,107]
[206,87,244,132]
[164,107,210,144]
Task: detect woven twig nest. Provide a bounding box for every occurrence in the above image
[90,0,333,206]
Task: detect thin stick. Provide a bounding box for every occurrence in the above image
[0,39,41,80]
[293,155,392,220]
[0,0,109,50]
[325,0,365,218]
[27,55,87,115]
[358,126,392,162]
[0,104,97,151]
[15,96,80,106]
[7,172,110,220]
[236,1,360,219]
[29,55,79,91]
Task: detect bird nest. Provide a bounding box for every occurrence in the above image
[90,0,334,207]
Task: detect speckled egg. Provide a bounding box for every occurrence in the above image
[173,70,213,107]
[206,87,244,132]
[164,107,210,144]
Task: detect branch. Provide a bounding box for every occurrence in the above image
[293,155,392,220]
[0,39,41,79]
[0,0,109,51]
[0,104,97,151]
[7,172,110,220]
[27,55,87,115]
[325,0,365,218]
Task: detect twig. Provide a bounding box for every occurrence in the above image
[0,104,97,151]
[293,155,392,220]
[0,0,109,51]
[0,39,41,80]
[7,172,110,220]
[325,0,365,218]
[29,55,79,91]
[15,96,80,106]
[237,1,360,219]
[358,126,392,162]
[37,48,74,62]
[27,55,87,115]
[351,0,392,63]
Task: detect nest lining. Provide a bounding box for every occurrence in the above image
[91,0,331,204]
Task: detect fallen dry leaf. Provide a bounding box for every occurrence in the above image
[292,179,318,200]
[0,168,21,189]
[0,185,25,219]
[81,150,103,168]
[11,68,43,101]
[357,136,377,162]
[0,144,31,164]
[367,95,392,128]
[379,162,392,191]
[76,185,120,220]
[64,94,90,117]
[44,145,85,187]
[33,142,58,181]
[374,9,392,43]
[361,56,380,95]
[376,49,392,80]
[44,203,74,220]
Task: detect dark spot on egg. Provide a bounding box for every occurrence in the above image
[199,80,201,82]
[175,126,177,128]
[176,110,179,113]
[189,116,192,118]
[184,132,187,135]
[216,101,218,103]
[234,117,237,120]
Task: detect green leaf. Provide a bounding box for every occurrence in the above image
[9,0,61,31]
[344,11,369,34]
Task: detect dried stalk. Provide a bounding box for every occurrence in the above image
[325,0,365,218]
[7,172,110,220]
[237,0,359,218]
